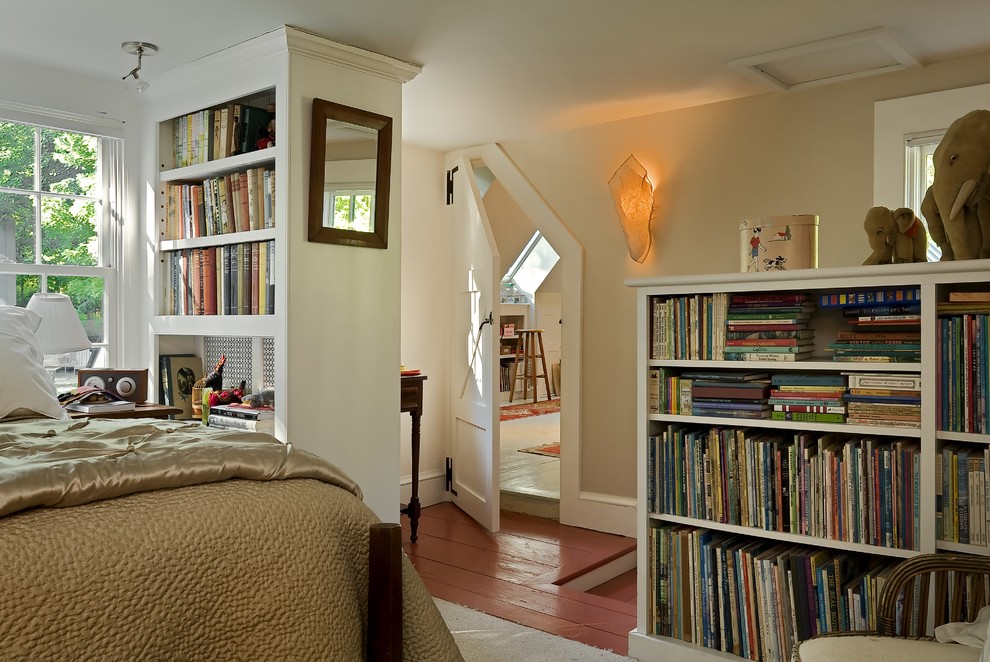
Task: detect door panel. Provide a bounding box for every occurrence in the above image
[448,157,500,532]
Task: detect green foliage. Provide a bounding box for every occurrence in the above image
[0,122,102,323]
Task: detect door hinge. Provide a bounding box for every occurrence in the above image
[445,165,459,205]
[445,456,457,495]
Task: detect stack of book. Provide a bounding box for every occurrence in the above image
[825,330,921,364]
[937,443,989,545]
[681,369,771,419]
[843,372,922,428]
[723,293,815,362]
[936,291,990,433]
[648,523,905,656]
[768,373,846,423]
[820,287,922,363]
[207,402,275,433]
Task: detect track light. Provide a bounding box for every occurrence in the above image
[121,41,158,92]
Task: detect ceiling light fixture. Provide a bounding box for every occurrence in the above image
[121,41,158,93]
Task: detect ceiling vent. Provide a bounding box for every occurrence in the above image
[728,27,920,92]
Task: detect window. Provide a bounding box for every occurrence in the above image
[324,185,374,232]
[905,131,943,261]
[502,231,560,299]
[0,114,123,388]
[874,81,990,262]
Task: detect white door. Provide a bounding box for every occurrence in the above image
[448,157,500,532]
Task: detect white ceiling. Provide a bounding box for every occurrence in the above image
[4,1,990,152]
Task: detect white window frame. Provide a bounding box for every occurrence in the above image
[323,183,375,232]
[0,100,124,368]
[874,82,990,239]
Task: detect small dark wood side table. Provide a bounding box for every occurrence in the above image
[399,373,427,542]
[67,402,183,420]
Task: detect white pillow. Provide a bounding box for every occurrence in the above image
[0,305,68,421]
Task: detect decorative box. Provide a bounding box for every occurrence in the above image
[739,215,819,272]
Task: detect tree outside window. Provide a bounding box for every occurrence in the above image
[0,118,119,383]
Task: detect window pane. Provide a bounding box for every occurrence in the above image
[0,191,36,263]
[353,194,373,232]
[0,121,35,190]
[41,128,97,196]
[41,196,97,265]
[47,275,104,345]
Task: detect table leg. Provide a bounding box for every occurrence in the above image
[408,410,422,542]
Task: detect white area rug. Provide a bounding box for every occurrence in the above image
[435,598,635,662]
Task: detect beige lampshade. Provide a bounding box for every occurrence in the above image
[608,155,656,263]
[25,293,92,355]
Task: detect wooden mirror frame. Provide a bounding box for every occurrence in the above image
[307,98,393,248]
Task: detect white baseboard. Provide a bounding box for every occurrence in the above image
[561,491,636,538]
[400,469,447,509]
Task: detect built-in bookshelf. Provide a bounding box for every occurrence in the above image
[141,27,418,518]
[628,260,990,662]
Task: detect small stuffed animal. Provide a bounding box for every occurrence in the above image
[242,389,275,408]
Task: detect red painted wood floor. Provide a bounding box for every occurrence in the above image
[402,502,637,656]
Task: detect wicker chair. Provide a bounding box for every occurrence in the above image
[794,553,990,662]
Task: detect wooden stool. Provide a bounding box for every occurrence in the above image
[510,329,552,403]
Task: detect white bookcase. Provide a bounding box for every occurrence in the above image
[627,260,990,662]
[139,26,419,520]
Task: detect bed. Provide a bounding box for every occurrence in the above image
[0,304,464,661]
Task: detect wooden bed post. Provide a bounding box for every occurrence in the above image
[368,522,403,661]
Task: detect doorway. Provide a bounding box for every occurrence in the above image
[484,188,563,516]
[445,143,583,534]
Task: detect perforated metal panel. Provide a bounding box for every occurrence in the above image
[202,336,275,393]
[203,336,253,389]
[262,337,275,389]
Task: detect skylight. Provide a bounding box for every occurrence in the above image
[503,231,559,298]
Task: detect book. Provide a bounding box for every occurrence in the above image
[840,304,920,317]
[209,403,275,420]
[691,407,770,419]
[771,373,846,387]
[719,344,810,353]
[771,404,846,414]
[679,370,770,382]
[159,354,202,420]
[770,411,845,423]
[948,291,990,302]
[61,385,137,413]
[724,351,813,362]
[725,338,814,346]
[844,373,922,390]
[207,413,274,432]
[726,329,815,340]
[818,287,921,308]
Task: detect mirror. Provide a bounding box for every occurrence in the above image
[308,98,393,248]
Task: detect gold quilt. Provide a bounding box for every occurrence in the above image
[0,417,463,661]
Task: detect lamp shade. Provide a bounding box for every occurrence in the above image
[608,155,656,263]
[25,293,92,355]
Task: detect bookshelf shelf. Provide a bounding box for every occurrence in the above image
[150,314,276,338]
[160,228,276,252]
[630,260,990,662]
[159,149,275,183]
[649,513,917,559]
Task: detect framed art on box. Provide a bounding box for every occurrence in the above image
[160,355,203,419]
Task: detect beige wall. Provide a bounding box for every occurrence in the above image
[499,49,990,500]
[398,48,990,521]
[485,179,537,277]
[399,144,450,503]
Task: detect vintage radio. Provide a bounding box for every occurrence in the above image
[77,368,149,403]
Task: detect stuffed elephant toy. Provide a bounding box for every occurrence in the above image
[862,205,928,265]
[925,109,990,260]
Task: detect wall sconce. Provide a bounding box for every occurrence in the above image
[608,155,656,263]
[121,41,158,93]
[25,293,92,378]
